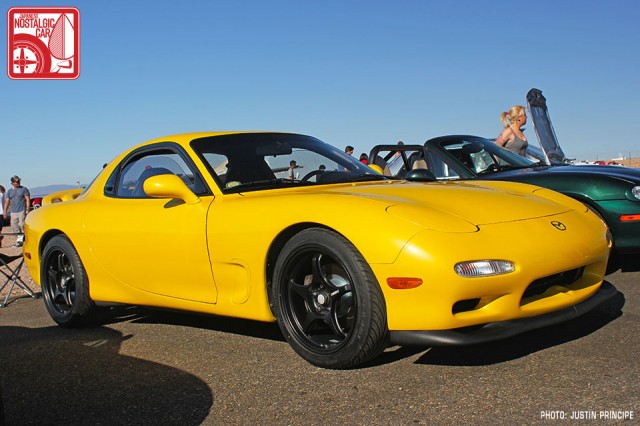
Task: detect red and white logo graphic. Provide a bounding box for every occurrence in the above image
[7,7,80,80]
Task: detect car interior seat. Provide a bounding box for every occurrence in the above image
[224,158,276,186]
[409,152,428,170]
[451,149,473,169]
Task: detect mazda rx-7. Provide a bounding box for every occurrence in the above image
[24,132,615,368]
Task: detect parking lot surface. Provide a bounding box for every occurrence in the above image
[1,268,638,425]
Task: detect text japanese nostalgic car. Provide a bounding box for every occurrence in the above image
[24,132,615,368]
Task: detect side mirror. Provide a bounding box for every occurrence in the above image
[143,174,201,205]
[404,169,437,182]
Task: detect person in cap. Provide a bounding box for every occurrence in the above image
[0,185,5,247]
[3,176,30,247]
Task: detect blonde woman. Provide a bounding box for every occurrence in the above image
[495,105,528,157]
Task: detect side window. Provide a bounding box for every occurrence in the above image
[113,149,206,198]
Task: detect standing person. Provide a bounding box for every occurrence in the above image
[344,145,354,156]
[0,185,5,247]
[287,160,299,180]
[3,176,30,247]
[495,105,528,157]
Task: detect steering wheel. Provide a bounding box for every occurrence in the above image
[301,169,325,182]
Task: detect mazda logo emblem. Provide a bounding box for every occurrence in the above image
[551,221,567,231]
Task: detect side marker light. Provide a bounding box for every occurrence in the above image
[387,277,423,289]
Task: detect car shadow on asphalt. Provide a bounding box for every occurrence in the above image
[86,286,624,369]
[0,325,213,425]
[94,304,287,342]
[411,289,625,367]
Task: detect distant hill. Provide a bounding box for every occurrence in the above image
[30,184,84,197]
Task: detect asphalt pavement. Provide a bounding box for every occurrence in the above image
[1,267,638,425]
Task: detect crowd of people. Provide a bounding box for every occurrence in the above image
[344,144,371,165]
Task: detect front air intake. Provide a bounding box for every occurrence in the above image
[521,267,585,302]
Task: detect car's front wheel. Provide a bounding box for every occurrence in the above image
[270,228,388,369]
[41,235,95,327]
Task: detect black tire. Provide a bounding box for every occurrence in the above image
[41,235,95,327]
[270,228,388,369]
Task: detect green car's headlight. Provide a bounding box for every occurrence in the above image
[631,186,640,200]
[454,260,515,278]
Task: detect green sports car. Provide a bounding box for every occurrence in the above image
[370,90,640,272]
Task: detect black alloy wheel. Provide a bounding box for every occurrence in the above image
[41,235,95,327]
[271,228,388,369]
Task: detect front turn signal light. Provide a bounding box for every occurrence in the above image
[620,214,640,222]
[387,277,423,289]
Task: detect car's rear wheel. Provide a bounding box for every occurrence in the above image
[270,228,388,369]
[41,235,95,327]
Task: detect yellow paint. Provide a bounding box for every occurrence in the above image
[23,131,610,330]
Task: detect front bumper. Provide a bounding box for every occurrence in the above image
[389,281,617,346]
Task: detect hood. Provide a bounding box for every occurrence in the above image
[493,163,640,183]
[316,180,572,226]
[548,164,640,181]
[527,88,568,165]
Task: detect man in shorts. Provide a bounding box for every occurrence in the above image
[3,176,30,247]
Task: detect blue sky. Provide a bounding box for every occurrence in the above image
[2,0,639,190]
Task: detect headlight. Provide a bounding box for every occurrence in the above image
[454,260,515,277]
[631,186,640,200]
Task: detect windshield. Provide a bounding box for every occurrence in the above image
[191,133,384,193]
[435,136,538,176]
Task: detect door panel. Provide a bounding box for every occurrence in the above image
[85,196,216,303]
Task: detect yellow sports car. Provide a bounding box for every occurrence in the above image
[24,132,616,369]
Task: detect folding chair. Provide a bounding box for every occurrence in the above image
[0,252,38,307]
